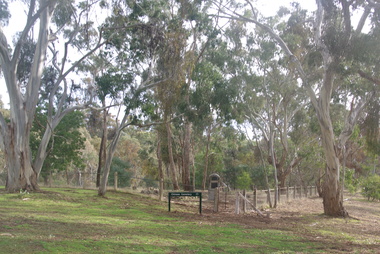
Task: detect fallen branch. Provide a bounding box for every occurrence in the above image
[238,192,265,217]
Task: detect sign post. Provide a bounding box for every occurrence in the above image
[168,192,202,214]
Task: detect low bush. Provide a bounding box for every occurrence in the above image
[361,174,380,201]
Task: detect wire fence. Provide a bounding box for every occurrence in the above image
[0,170,318,211]
[38,171,318,209]
[40,171,159,189]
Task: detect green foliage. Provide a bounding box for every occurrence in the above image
[30,110,86,178]
[142,177,158,188]
[0,0,10,26]
[108,157,133,188]
[363,97,380,156]
[52,0,76,28]
[95,70,133,101]
[344,168,361,194]
[236,171,252,190]
[14,37,36,86]
[251,165,274,189]
[361,174,380,201]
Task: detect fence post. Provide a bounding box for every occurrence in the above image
[305,185,308,198]
[83,172,87,189]
[286,186,289,202]
[49,171,52,188]
[253,188,257,208]
[235,192,240,214]
[213,187,219,212]
[159,178,164,201]
[293,186,296,200]
[299,185,302,199]
[114,172,118,191]
[243,190,247,213]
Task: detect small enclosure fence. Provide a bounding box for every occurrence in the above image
[37,171,318,210]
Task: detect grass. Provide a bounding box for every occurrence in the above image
[0,187,376,253]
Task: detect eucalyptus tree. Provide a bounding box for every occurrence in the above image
[30,109,86,184]
[215,0,380,216]
[238,24,308,191]
[94,69,132,186]
[125,0,223,191]
[210,14,308,207]
[0,0,144,191]
[96,0,170,196]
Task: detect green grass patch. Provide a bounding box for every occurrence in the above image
[0,187,363,253]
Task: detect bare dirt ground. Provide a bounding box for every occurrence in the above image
[168,192,380,253]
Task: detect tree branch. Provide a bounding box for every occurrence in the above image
[340,0,352,40]
[0,111,7,149]
[355,5,371,34]
[358,70,380,85]
[337,94,370,150]
[0,27,10,65]
[11,0,52,67]
[211,2,319,110]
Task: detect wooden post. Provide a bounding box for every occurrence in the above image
[253,188,257,208]
[235,192,240,214]
[267,189,271,204]
[213,187,219,212]
[278,187,281,203]
[159,178,164,201]
[286,186,289,202]
[305,185,308,198]
[114,172,118,191]
[49,171,52,188]
[83,172,87,189]
[243,190,247,213]
[293,186,296,200]
[299,185,302,199]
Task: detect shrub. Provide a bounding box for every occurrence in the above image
[108,157,133,188]
[361,174,380,201]
[236,171,252,190]
[344,168,361,193]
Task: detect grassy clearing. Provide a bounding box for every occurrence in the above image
[0,188,377,253]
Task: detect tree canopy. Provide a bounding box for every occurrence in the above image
[0,0,379,217]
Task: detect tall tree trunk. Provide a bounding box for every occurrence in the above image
[278,170,287,189]
[315,69,347,217]
[278,157,302,188]
[156,134,164,201]
[316,166,324,197]
[182,121,192,191]
[1,0,56,192]
[166,121,179,190]
[97,102,107,187]
[269,128,278,208]
[202,125,212,190]
[319,120,347,216]
[5,123,39,191]
[98,113,128,196]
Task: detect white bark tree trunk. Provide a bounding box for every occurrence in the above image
[98,114,127,196]
[166,121,180,190]
[0,0,55,191]
[215,1,374,216]
[182,120,192,191]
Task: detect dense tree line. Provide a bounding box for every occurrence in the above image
[0,0,379,217]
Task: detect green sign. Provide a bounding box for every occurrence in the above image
[168,192,202,214]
